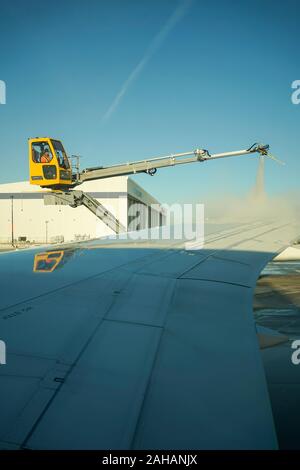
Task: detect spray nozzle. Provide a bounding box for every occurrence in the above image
[247,143,285,165]
[247,143,269,155]
[257,144,270,156]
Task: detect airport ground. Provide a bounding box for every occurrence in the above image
[255,261,300,449]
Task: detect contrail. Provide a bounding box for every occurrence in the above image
[101,0,193,123]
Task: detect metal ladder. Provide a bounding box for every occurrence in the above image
[44,190,126,234]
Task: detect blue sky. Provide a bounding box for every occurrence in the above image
[0,0,299,204]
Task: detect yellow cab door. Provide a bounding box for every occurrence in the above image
[29,137,72,188]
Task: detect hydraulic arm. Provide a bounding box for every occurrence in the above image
[77,143,270,183]
[28,138,272,234]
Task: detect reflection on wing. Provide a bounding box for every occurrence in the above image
[33,250,76,273]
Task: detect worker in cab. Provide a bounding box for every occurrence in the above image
[40,145,53,163]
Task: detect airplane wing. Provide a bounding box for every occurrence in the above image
[0,220,299,450]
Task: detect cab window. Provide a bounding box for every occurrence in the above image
[32,142,53,164]
[51,140,70,169]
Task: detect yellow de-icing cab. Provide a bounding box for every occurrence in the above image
[29,137,73,189]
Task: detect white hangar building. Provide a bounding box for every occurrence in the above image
[0,177,165,245]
